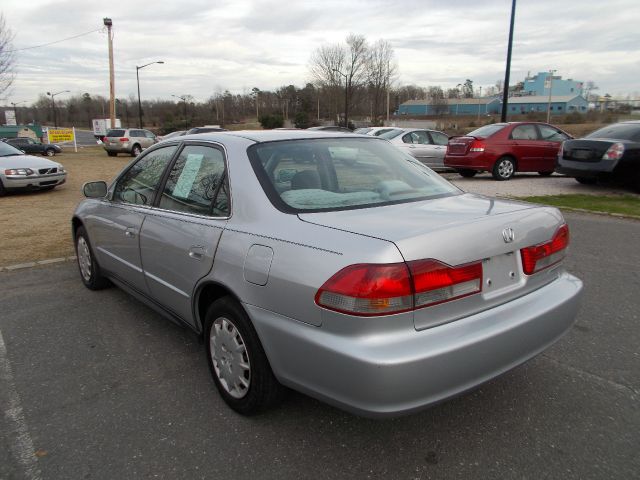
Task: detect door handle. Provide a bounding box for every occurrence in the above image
[125,229,136,238]
[188,245,205,260]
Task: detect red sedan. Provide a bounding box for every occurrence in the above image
[444,122,572,180]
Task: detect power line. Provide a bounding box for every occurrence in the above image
[6,28,103,53]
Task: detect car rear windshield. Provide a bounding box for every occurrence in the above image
[585,123,640,141]
[467,124,506,138]
[377,129,403,139]
[248,138,459,213]
[106,129,126,137]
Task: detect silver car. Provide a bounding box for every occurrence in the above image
[381,128,450,170]
[103,128,157,157]
[0,141,66,195]
[73,131,582,417]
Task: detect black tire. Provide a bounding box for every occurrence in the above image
[131,144,142,157]
[45,148,55,157]
[492,156,516,181]
[75,226,111,290]
[40,186,56,191]
[538,171,553,177]
[457,169,477,178]
[107,151,117,157]
[204,297,284,415]
[575,176,597,185]
[0,179,6,197]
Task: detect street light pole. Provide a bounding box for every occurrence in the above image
[136,61,164,128]
[46,90,70,128]
[501,0,517,122]
[546,69,556,123]
[10,101,26,125]
[332,69,348,128]
[172,95,189,130]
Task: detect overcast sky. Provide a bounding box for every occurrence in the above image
[2,0,639,105]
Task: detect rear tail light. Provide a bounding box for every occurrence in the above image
[469,139,485,152]
[602,142,624,160]
[119,137,129,142]
[102,136,107,143]
[315,259,482,316]
[521,224,569,275]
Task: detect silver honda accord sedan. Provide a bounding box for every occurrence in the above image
[72,130,583,417]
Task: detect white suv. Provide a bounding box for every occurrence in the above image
[103,128,157,157]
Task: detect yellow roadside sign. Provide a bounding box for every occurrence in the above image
[48,128,74,143]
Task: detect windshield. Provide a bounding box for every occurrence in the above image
[0,141,25,157]
[106,129,126,137]
[467,124,506,138]
[585,123,640,141]
[248,138,459,213]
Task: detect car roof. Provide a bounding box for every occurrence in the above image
[177,129,375,144]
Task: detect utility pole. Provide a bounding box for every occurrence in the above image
[501,0,517,122]
[386,60,391,123]
[477,86,482,121]
[103,18,115,128]
[546,70,556,123]
[10,101,26,125]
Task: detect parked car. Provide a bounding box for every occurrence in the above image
[73,131,582,417]
[103,128,157,157]
[444,122,572,180]
[157,130,186,141]
[0,141,66,195]
[4,137,62,156]
[379,128,450,170]
[353,127,400,136]
[307,126,352,133]
[556,121,640,190]
[186,126,228,135]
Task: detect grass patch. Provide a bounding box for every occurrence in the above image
[520,194,640,218]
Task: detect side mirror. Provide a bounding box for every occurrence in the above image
[83,181,108,198]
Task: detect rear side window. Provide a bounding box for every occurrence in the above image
[159,145,229,216]
[430,131,449,145]
[248,138,459,213]
[511,125,539,140]
[106,129,125,137]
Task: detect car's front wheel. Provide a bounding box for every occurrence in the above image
[107,151,117,157]
[45,149,55,156]
[75,226,111,290]
[492,156,516,181]
[0,179,6,197]
[205,297,284,415]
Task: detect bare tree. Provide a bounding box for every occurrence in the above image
[0,14,15,97]
[428,86,447,116]
[462,79,474,98]
[366,39,396,120]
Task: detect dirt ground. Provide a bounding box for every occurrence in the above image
[0,147,130,267]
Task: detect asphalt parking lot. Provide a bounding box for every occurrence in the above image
[1,211,638,480]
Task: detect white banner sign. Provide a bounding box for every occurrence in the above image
[5,110,16,126]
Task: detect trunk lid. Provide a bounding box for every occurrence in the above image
[562,139,613,163]
[447,136,477,155]
[300,193,566,330]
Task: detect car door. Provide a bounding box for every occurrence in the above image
[25,138,41,154]
[89,145,178,293]
[427,131,449,168]
[139,143,229,327]
[537,124,571,171]
[509,124,546,171]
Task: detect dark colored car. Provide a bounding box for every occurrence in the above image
[444,122,572,180]
[5,137,62,156]
[556,121,640,190]
[307,126,352,133]
[186,126,228,135]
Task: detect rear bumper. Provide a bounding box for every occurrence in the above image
[444,152,494,170]
[556,158,617,177]
[104,142,133,153]
[247,271,582,417]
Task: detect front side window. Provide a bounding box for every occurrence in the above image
[113,146,177,205]
[159,145,229,216]
[248,138,459,213]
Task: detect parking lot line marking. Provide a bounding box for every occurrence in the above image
[0,330,43,480]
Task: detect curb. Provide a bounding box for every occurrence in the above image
[0,256,77,273]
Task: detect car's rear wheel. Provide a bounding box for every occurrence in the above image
[538,171,553,177]
[575,176,597,185]
[75,226,110,290]
[457,169,477,178]
[492,156,515,181]
[131,145,142,157]
[45,149,55,156]
[205,297,284,415]
[107,151,117,157]
[0,179,6,197]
